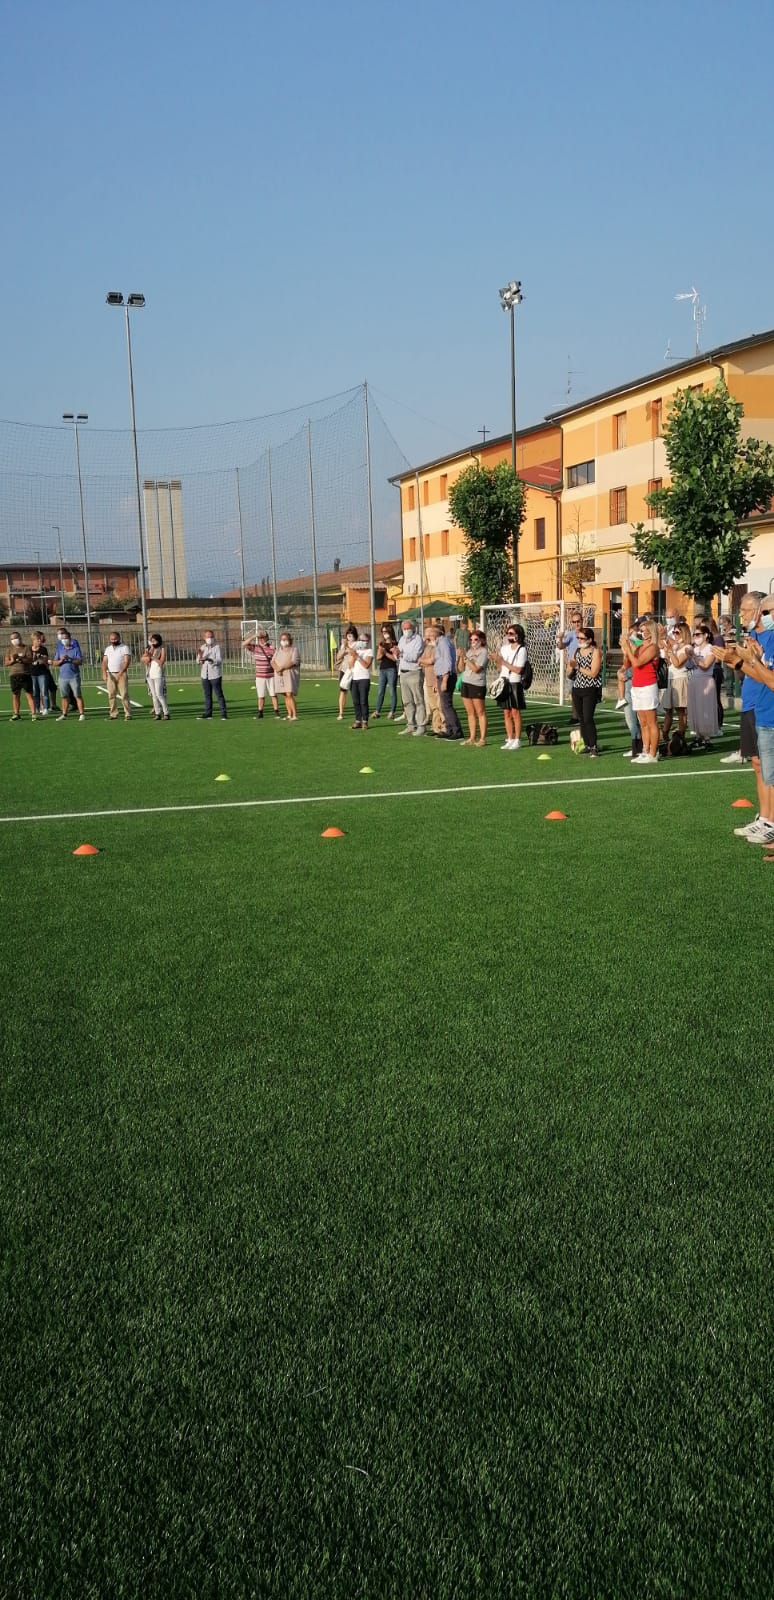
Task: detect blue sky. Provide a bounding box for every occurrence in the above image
[2,0,773,472]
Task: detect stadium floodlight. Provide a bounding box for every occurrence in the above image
[61,411,93,657]
[498,278,523,600]
[107,289,149,642]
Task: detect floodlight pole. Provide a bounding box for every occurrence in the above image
[267,446,280,639]
[415,468,426,634]
[499,279,523,604]
[63,414,93,660]
[106,292,150,643]
[364,382,376,652]
[235,467,247,623]
[307,420,321,659]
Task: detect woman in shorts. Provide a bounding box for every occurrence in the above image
[660,622,691,744]
[621,618,660,763]
[496,623,527,751]
[460,629,488,745]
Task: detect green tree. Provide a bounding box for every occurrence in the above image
[632,381,774,611]
[448,462,526,610]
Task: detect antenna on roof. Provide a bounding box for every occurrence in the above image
[566,355,583,396]
[675,287,707,356]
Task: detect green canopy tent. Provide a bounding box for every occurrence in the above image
[394,601,469,622]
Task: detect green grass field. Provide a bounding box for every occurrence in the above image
[1,678,770,1598]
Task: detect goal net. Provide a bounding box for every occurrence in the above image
[480,600,597,706]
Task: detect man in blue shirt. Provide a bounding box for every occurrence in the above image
[431,626,463,740]
[52,629,86,721]
[718,593,774,846]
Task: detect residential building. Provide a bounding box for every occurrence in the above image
[0,561,140,621]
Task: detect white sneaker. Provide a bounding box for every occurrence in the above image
[622,750,634,759]
[720,750,745,764]
[40,708,49,717]
[501,739,513,749]
[745,819,774,845]
[733,814,759,837]
[398,726,414,736]
[56,713,67,721]
[79,713,86,722]
[615,697,627,710]
[510,738,521,750]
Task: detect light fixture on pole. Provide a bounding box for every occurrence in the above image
[62,413,93,657]
[106,291,149,642]
[499,279,523,601]
[53,525,66,623]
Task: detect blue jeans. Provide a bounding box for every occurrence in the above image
[756,724,774,786]
[624,682,641,745]
[202,676,227,717]
[31,671,49,712]
[375,666,398,715]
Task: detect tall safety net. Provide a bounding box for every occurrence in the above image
[481,601,570,705]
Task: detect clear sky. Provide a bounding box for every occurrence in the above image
[2,0,773,469]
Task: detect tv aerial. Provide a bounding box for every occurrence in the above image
[674,287,707,356]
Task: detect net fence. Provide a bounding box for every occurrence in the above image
[480,600,598,704]
[0,384,408,613]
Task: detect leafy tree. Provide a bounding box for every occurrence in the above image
[562,507,599,612]
[448,462,526,610]
[632,381,774,610]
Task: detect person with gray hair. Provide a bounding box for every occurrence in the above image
[396,619,426,736]
[432,625,463,740]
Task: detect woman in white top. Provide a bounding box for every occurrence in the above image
[347,630,373,730]
[142,633,169,720]
[460,630,489,746]
[687,622,720,741]
[496,623,527,750]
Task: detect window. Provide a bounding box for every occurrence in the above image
[566,459,595,488]
[407,484,415,511]
[440,473,448,498]
[647,477,662,504]
[651,398,662,438]
[609,487,628,525]
[441,529,449,557]
[613,412,627,450]
[409,537,416,562]
[422,480,429,506]
[527,592,542,603]
[534,517,546,550]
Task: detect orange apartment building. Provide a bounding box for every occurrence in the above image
[394,327,774,635]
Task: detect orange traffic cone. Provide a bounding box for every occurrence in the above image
[731,798,754,808]
[73,843,100,855]
[544,811,567,821]
[321,827,345,838]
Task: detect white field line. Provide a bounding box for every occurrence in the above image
[0,767,753,828]
[95,685,144,709]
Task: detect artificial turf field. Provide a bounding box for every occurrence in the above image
[1,678,771,1599]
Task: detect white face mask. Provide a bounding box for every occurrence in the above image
[204,636,214,645]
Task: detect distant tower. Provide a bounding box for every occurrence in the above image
[142,479,188,597]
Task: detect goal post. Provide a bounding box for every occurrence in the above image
[480,600,569,706]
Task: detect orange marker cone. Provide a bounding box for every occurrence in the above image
[731,798,754,808]
[73,843,100,855]
[544,810,567,821]
[321,826,345,838]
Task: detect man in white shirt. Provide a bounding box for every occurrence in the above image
[102,632,132,720]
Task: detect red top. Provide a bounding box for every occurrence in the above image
[632,653,658,687]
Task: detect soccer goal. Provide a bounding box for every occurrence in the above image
[480,600,570,705]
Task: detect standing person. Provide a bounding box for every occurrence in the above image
[197,629,228,720]
[432,625,463,740]
[558,609,583,720]
[460,629,488,746]
[621,619,660,763]
[418,625,443,733]
[347,629,373,730]
[38,634,59,714]
[52,628,86,722]
[714,593,767,817]
[336,626,358,721]
[242,629,279,719]
[496,622,528,751]
[687,623,720,744]
[660,623,691,746]
[30,632,51,716]
[4,631,36,720]
[142,633,169,720]
[396,619,426,737]
[101,631,132,720]
[372,625,399,720]
[571,627,603,757]
[725,596,774,848]
[273,631,300,720]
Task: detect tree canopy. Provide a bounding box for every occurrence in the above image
[632,381,774,605]
[447,462,526,610]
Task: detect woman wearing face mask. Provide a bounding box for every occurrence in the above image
[273,632,300,720]
[687,622,720,744]
[621,619,660,763]
[142,634,169,720]
[372,625,399,719]
[335,626,358,721]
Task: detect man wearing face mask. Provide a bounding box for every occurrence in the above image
[4,632,35,720]
[715,592,774,845]
[197,630,227,720]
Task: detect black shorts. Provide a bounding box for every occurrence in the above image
[461,682,486,701]
[503,681,525,712]
[740,708,758,760]
[9,674,33,696]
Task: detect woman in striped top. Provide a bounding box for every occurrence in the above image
[571,628,603,758]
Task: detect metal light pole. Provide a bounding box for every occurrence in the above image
[235,468,247,624]
[35,549,46,625]
[62,413,93,658]
[106,292,149,643]
[53,526,66,624]
[499,279,523,602]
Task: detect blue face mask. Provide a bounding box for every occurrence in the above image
[757,612,774,632]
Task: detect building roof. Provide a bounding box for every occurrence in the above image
[1,559,139,573]
[388,420,559,484]
[545,327,774,422]
[217,557,403,601]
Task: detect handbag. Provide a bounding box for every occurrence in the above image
[489,674,507,702]
[339,667,353,690]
